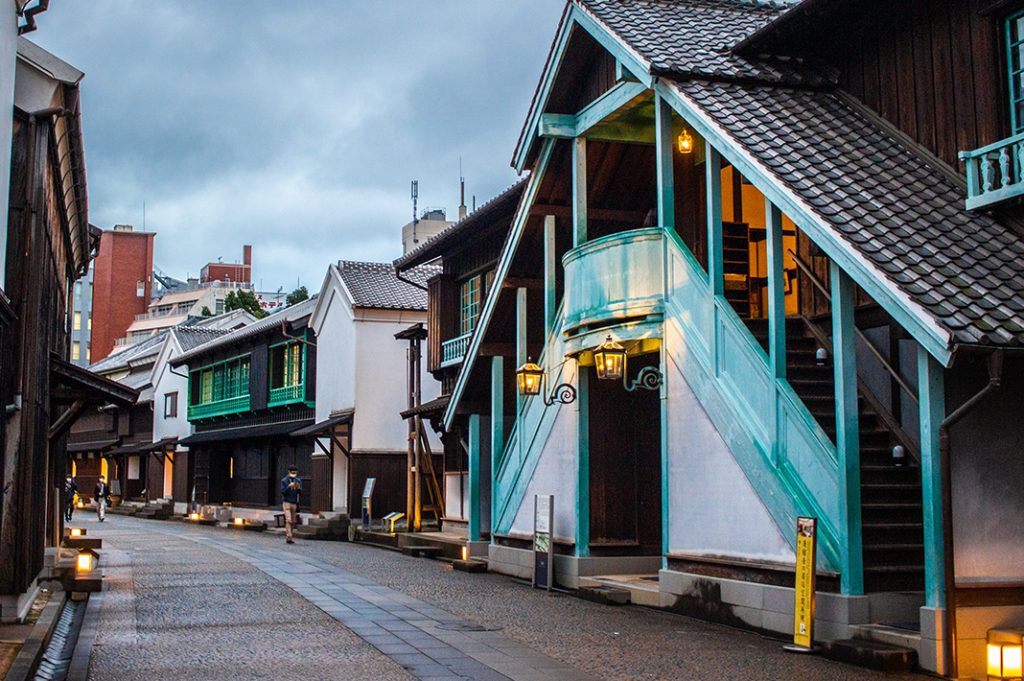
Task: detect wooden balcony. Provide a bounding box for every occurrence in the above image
[960,132,1024,210]
[187,395,250,420]
[440,332,472,368]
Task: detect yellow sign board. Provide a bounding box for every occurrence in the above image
[792,516,817,650]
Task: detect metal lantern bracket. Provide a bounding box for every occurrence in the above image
[542,357,577,405]
[624,364,663,392]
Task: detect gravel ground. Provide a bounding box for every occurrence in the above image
[88,523,413,681]
[88,516,933,681]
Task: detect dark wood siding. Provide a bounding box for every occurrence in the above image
[311,454,332,514]
[427,275,457,373]
[249,344,268,410]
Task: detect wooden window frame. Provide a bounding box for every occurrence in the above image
[164,391,178,418]
[1008,9,1024,133]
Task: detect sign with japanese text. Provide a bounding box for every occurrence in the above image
[792,516,817,650]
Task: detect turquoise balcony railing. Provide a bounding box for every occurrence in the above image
[960,131,1024,210]
[269,383,305,407]
[440,332,473,368]
[187,395,250,420]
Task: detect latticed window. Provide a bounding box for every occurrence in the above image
[285,343,301,386]
[200,369,213,403]
[1009,11,1024,133]
[270,341,303,390]
[460,275,482,335]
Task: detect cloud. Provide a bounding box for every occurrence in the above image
[30,1,564,289]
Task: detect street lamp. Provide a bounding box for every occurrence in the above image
[69,527,83,538]
[593,335,663,392]
[76,548,99,573]
[593,336,626,381]
[515,358,577,406]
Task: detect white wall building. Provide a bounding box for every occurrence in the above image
[309,261,441,516]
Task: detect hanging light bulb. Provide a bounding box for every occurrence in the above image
[677,129,694,154]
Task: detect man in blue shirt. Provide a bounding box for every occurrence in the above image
[280,465,301,544]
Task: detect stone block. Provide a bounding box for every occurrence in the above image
[578,585,629,606]
[762,583,795,615]
[816,593,869,624]
[719,578,764,610]
[821,638,917,672]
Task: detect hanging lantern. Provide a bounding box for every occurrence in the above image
[594,336,626,381]
[677,129,694,154]
[515,360,544,396]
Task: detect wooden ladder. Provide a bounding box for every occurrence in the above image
[417,427,444,525]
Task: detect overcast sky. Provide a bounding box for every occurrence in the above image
[30,2,564,292]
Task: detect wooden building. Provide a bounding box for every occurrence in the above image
[446,1,1024,677]
[0,37,137,621]
[172,298,322,511]
[393,182,524,537]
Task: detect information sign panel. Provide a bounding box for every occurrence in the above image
[532,495,554,590]
[790,516,817,651]
[361,477,376,527]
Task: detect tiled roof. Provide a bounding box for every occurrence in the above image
[394,180,526,271]
[337,261,437,311]
[172,326,233,352]
[578,0,826,85]
[88,332,167,374]
[676,80,1024,347]
[172,296,319,365]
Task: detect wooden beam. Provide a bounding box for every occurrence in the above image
[918,346,946,609]
[544,215,557,341]
[655,94,674,230]
[49,399,87,441]
[468,413,482,542]
[531,205,647,223]
[491,356,504,526]
[478,343,515,357]
[831,261,863,596]
[503,277,544,290]
[766,200,786,380]
[573,137,587,247]
[538,113,577,139]
[575,80,647,136]
[706,142,724,298]
[576,369,590,557]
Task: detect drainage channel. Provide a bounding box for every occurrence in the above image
[31,598,87,681]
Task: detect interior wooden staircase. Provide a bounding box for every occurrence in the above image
[744,316,925,592]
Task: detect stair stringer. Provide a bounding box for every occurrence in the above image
[664,233,842,572]
[492,307,577,535]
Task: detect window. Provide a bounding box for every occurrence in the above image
[74,282,82,301]
[71,341,80,360]
[73,311,81,330]
[87,314,92,330]
[460,275,482,335]
[164,392,178,417]
[215,299,225,314]
[86,344,90,362]
[1009,11,1024,133]
[270,341,303,389]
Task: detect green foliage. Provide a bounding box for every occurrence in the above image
[286,286,309,306]
[200,306,212,317]
[224,289,268,319]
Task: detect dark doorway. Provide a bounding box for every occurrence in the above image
[588,352,662,556]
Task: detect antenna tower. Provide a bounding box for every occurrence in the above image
[411,180,419,244]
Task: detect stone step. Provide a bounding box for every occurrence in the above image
[578,585,630,606]
[821,638,917,672]
[400,545,441,558]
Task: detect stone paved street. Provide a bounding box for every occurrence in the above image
[83,515,932,681]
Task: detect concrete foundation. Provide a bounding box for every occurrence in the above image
[487,544,661,589]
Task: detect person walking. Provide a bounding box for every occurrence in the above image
[94,475,110,522]
[280,465,301,544]
[63,474,78,522]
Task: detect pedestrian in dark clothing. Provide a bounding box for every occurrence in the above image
[280,465,301,543]
[63,475,77,522]
[95,475,110,522]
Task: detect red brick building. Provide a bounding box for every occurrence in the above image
[200,244,251,284]
[91,225,155,362]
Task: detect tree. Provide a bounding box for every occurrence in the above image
[200,306,212,317]
[286,286,308,306]
[224,289,267,318]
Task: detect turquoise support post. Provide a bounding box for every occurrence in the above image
[544,216,557,342]
[918,345,946,608]
[516,287,527,416]
[468,413,481,542]
[573,137,587,247]
[831,261,863,595]
[705,142,723,298]
[765,200,786,380]
[576,369,590,557]
[490,355,504,521]
[655,94,674,230]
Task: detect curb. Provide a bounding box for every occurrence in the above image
[2,594,65,681]
[66,592,101,681]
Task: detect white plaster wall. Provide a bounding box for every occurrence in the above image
[666,358,794,564]
[313,289,356,422]
[507,401,578,544]
[352,313,440,452]
[152,347,191,443]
